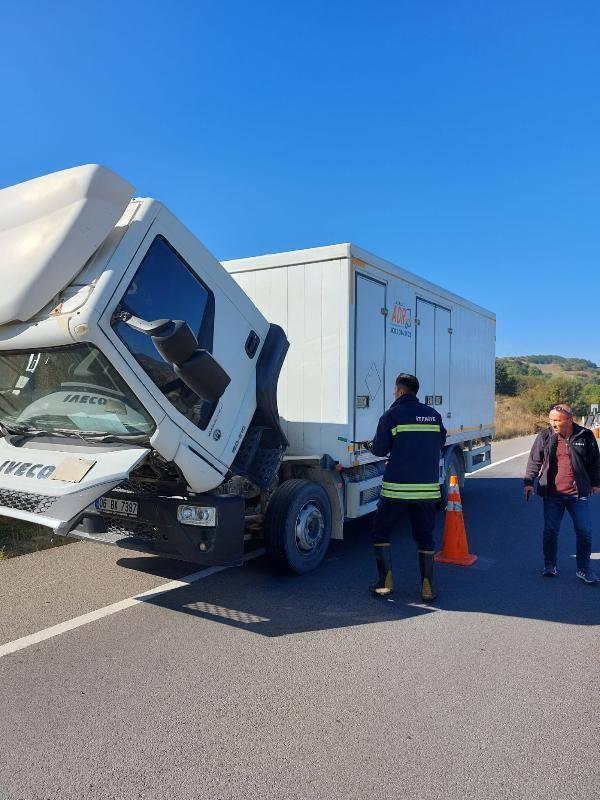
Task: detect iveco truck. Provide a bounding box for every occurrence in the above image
[0,165,495,573]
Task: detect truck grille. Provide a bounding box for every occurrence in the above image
[0,489,57,514]
[112,480,178,498]
[98,516,159,540]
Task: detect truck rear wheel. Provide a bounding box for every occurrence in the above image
[439,448,465,507]
[264,479,332,574]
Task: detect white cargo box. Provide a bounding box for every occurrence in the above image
[224,244,495,470]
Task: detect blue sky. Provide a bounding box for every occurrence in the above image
[1,1,598,363]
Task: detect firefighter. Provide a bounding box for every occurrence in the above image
[362,373,447,601]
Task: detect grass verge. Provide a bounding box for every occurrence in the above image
[0,518,74,560]
[495,395,547,440]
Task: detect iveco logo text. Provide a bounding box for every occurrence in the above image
[0,461,56,479]
[63,394,108,405]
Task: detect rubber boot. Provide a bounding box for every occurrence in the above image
[418,549,437,602]
[370,543,394,597]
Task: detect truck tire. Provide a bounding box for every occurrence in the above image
[264,479,332,574]
[440,448,465,508]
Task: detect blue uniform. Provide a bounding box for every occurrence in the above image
[369,394,447,547]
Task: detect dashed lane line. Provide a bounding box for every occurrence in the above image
[0,549,265,659]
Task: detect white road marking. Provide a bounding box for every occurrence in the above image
[0,549,265,659]
[467,449,531,475]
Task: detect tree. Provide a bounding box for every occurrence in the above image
[582,383,600,406]
[495,360,517,395]
[525,377,587,416]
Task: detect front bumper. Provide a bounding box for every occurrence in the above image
[69,490,245,566]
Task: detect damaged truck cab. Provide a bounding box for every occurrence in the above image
[0,165,292,568]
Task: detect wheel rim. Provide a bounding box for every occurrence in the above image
[294,501,325,554]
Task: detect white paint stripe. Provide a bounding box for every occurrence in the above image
[407,602,445,611]
[0,549,265,659]
[466,449,530,475]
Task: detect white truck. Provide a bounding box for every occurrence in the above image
[0,165,495,573]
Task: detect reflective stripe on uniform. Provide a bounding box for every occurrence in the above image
[382,482,440,491]
[380,489,441,500]
[380,480,441,501]
[391,423,441,435]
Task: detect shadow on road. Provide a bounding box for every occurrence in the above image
[118,478,600,636]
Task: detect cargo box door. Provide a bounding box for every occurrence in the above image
[416,299,435,404]
[416,298,451,420]
[354,275,386,443]
[434,306,451,421]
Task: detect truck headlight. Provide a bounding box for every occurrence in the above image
[177,505,217,526]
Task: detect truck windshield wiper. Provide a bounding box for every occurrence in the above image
[66,431,151,446]
[0,422,28,437]
[0,424,150,447]
[0,424,91,442]
[44,428,151,445]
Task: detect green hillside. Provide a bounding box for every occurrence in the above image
[510,355,598,371]
[495,356,600,439]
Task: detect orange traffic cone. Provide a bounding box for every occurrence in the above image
[435,475,477,566]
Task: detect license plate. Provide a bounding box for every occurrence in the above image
[95,496,139,517]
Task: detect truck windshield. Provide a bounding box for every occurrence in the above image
[0,344,155,438]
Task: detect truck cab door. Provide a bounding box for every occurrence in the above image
[99,208,269,468]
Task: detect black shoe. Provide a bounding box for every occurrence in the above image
[369,544,394,597]
[542,565,558,577]
[576,569,598,585]
[418,549,437,602]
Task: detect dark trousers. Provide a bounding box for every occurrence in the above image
[371,498,436,550]
[542,494,592,571]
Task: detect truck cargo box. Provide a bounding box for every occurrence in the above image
[224,244,495,470]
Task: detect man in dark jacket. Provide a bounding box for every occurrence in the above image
[363,373,446,601]
[524,403,600,584]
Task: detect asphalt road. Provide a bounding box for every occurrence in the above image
[0,434,598,800]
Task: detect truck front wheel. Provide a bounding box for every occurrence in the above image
[264,479,332,574]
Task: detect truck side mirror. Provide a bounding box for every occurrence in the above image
[119,312,230,403]
[175,350,230,403]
